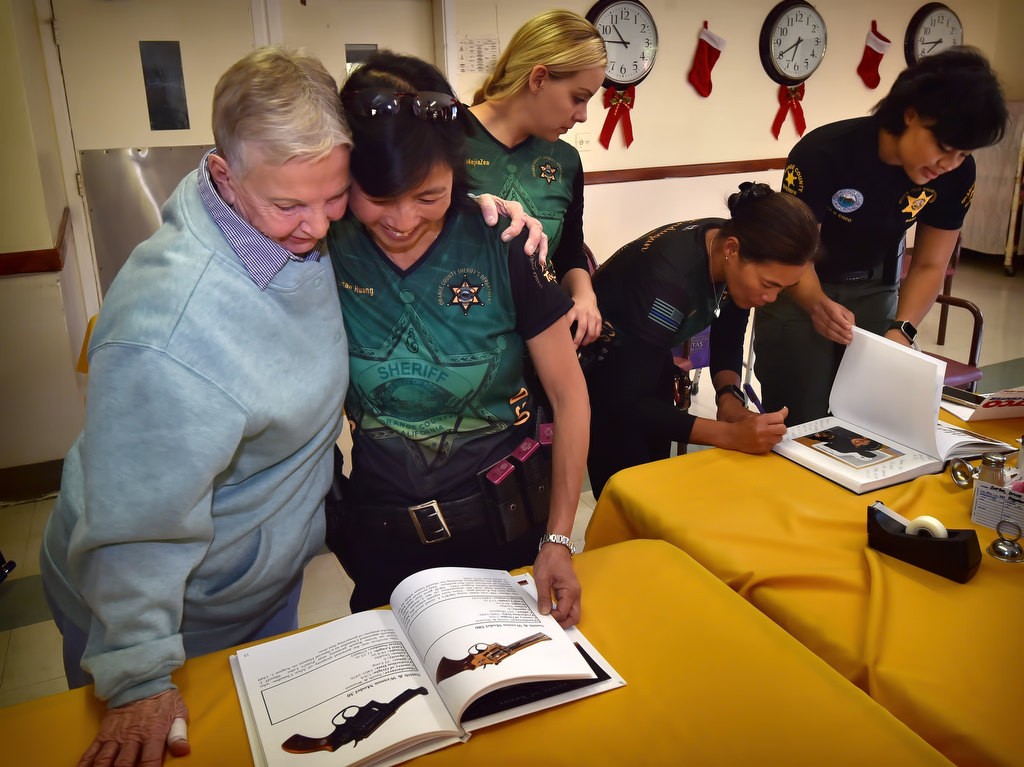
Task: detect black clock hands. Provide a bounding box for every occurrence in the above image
[777,36,804,62]
[604,23,630,48]
[921,39,944,53]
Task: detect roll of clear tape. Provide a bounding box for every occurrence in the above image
[905,515,948,538]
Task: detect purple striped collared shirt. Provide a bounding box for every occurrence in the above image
[197,149,324,291]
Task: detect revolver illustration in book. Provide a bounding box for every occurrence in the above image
[281,686,428,754]
[435,632,551,683]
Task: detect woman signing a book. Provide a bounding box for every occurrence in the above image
[584,183,820,497]
[326,51,588,626]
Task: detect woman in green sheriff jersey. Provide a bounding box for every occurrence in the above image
[327,51,589,628]
[466,10,607,348]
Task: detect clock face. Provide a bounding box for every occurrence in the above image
[905,3,963,65]
[586,1,658,88]
[759,1,828,86]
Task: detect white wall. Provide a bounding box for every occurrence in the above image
[453,0,1006,172]
[451,0,1017,262]
[0,271,84,468]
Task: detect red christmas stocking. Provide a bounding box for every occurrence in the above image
[857,20,890,89]
[687,21,726,98]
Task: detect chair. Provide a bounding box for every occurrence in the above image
[0,550,16,585]
[923,294,985,391]
[902,233,962,345]
[76,314,97,375]
[900,234,984,390]
[936,235,962,345]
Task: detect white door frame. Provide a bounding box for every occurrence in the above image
[34,0,102,321]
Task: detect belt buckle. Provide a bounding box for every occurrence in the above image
[408,500,452,544]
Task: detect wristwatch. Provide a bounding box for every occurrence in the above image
[888,320,919,349]
[538,533,576,557]
[715,384,745,406]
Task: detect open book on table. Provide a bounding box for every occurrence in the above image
[230,566,625,767]
[773,327,1014,494]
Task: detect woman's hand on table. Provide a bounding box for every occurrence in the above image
[78,688,189,767]
[533,543,581,628]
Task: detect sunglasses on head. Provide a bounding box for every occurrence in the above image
[345,89,461,121]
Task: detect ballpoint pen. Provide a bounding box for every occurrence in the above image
[743,383,765,414]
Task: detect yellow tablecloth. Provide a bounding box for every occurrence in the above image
[0,539,951,766]
[586,416,1024,767]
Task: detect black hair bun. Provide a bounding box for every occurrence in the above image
[728,181,773,214]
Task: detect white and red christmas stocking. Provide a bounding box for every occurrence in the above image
[857,20,890,89]
[687,21,726,98]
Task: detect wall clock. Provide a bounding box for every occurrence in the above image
[585,0,659,89]
[904,3,963,65]
[758,0,828,86]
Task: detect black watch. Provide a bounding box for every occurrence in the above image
[715,384,745,405]
[888,320,918,345]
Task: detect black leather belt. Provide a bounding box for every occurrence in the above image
[357,493,491,544]
[819,267,876,283]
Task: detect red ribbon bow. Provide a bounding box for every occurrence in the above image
[599,86,636,149]
[771,83,806,139]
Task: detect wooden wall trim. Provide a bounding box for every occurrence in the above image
[584,158,788,186]
[0,160,787,276]
[0,207,70,277]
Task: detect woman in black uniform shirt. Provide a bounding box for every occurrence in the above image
[585,183,820,497]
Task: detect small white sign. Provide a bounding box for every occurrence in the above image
[458,37,499,74]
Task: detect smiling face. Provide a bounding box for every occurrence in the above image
[892,110,971,185]
[725,258,807,309]
[348,162,454,266]
[210,145,351,255]
[530,65,606,141]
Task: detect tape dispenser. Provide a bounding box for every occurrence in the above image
[867,501,982,583]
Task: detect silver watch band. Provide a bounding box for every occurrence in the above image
[538,533,576,557]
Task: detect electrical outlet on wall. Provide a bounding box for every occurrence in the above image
[574,132,594,152]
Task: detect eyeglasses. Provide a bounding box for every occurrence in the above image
[345,89,461,121]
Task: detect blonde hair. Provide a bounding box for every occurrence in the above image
[212,46,351,176]
[473,10,607,105]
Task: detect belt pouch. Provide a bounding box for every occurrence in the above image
[509,437,552,526]
[537,422,554,455]
[478,458,532,544]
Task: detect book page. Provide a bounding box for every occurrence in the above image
[233,609,463,767]
[829,328,944,456]
[389,567,596,723]
[779,417,943,492]
[933,422,1013,460]
[456,573,627,731]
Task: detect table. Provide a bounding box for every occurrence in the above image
[0,539,951,766]
[586,415,1024,767]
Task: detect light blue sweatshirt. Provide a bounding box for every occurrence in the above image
[40,171,348,707]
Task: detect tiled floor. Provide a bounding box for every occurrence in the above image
[0,250,1020,709]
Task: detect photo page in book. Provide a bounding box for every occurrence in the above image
[780,417,946,493]
[774,329,1014,493]
[231,567,624,767]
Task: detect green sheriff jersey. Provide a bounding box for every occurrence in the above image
[464,111,589,281]
[328,206,571,505]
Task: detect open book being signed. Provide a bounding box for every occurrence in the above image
[230,567,624,767]
[773,328,1013,494]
